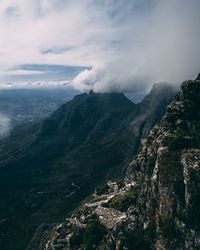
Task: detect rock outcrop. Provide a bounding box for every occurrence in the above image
[127,79,200,249]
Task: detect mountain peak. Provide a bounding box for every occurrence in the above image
[196,72,200,80]
[75,91,134,110]
[146,82,177,100]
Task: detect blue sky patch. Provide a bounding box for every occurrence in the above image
[1,64,90,83]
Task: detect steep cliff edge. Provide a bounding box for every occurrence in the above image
[29,78,200,249]
[126,78,200,249]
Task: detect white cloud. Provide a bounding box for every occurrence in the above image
[72,0,200,92]
[0,70,44,75]
[0,80,70,88]
[0,0,200,92]
[0,0,114,69]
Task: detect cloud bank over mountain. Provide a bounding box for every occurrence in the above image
[0,0,200,92]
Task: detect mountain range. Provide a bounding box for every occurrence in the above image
[26,76,200,250]
[0,83,176,249]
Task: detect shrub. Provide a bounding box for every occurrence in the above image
[168,136,190,151]
[83,219,106,249]
[70,231,83,248]
[105,191,137,212]
[118,226,151,250]
[116,179,125,188]
[96,183,109,195]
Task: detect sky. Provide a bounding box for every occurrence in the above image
[0,0,200,92]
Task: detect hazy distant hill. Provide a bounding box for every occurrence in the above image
[0,87,79,127]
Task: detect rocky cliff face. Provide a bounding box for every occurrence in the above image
[29,78,200,250]
[127,78,200,249]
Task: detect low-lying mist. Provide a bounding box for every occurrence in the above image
[0,113,11,139]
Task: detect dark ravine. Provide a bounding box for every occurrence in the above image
[0,84,176,250]
[27,77,200,250]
